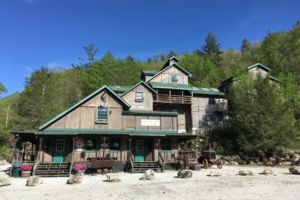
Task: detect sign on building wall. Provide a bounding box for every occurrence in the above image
[141,119,160,126]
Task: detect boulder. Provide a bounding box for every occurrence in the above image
[0,176,11,187]
[140,169,155,180]
[262,167,273,175]
[27,176,43,186]
[177,169,193,178]
[239,171,254,176]
[0,171,9,178]
[209,171,222,177]
[281,161,291,165]
[231,161,239,165]
[289,167,300,175]
[67,173,84,184]
[0,160,11,173]
[106,174,121,182]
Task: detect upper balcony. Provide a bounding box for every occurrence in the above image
[149,82,193,105]
[153,94,192,104]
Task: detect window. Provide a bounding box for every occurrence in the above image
[110,139,121,151]
[44,138,52,152]
[208,98,216,104]
[135,92,143,102]
[86,138,97,151]
[171,75,178,83]
[161,139,171,151]
[56,139,65,151]
[208,113,216,124]
[96,106,108,123]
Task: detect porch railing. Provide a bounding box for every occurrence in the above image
[12,150,38,163]
[158,151,164,172]
[153,94,192,104]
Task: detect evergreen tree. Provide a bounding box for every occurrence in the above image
[201,32,222,67]
[228,74,298,154]
[240,39,251,54]
[0,82,7,98]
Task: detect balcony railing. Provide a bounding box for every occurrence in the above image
[153,94,192,104]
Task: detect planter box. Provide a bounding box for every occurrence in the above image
[21,171,31,178]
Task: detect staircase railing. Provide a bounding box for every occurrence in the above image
[158,151,164,172]
[32,151,41,176]
[128,150,134,172]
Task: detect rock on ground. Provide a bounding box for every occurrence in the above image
[289,167,300,175]
[0,176,11,187]
[67,173,83,184]
[210,171,222,177]
[262,167,273,175]
[140,169,155,180]
[239,171,254,176]
[106,174,121,182]
[177,169,192,178]
[27,176,43,186]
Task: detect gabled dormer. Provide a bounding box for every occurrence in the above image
[247,63,270,78]
[145,57,192,85]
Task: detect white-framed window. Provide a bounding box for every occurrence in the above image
[135,92,143,102]
[96,106,108,123]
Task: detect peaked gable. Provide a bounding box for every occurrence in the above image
[38,85,130,130]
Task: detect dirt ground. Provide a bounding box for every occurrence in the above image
[1,165,299,200]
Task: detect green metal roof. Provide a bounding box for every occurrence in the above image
[146,63,192,83]
[192,87,225,96]
[108,85,133,94]
[33,128,178,136]
[121,81,156,97]
[247,63,271,72]
[142,70,159,76]
[38,85,131,131]
[122,110,178,116]
[149,82,194,91]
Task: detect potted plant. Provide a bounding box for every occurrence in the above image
[73,163,87,174]
[19,165,33,177]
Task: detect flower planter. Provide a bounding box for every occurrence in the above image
[21,171,31,178]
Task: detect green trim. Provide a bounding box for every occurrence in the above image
[33,128,178,136]
[192,87,225,96]
[38,85,130,131]
[121,81,156,97]
[146,63,192,83]
[96,106,108,124]
[149,82,194,91]
[135,92,144,102]
[122,110,178,116]
[247,63,271,71]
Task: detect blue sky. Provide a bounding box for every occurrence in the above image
[0,0,299,97]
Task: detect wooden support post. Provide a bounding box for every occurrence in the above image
[101,137,108,159]
[169,90,171,103]
[127,138,132,162]
[39,138,43,162]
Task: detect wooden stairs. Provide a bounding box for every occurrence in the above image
[34,162,70,177]
[131,161,163,173]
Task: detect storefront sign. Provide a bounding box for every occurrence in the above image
[141,119,160,126]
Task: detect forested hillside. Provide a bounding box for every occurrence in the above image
[1,22,300,160]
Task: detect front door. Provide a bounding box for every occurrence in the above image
[135,140,144,162]
[53,139,65,162]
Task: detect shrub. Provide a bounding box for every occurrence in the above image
[73,163,87,172]
[19,165,33,171]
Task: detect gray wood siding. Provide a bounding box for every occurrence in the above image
[122,84,153,111]
[47,89,124,130]
[151,66,189,85]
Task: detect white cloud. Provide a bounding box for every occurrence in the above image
[23,0,37,4]
[23,66,33,72]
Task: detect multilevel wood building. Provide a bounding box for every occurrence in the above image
[11,57,227,176]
